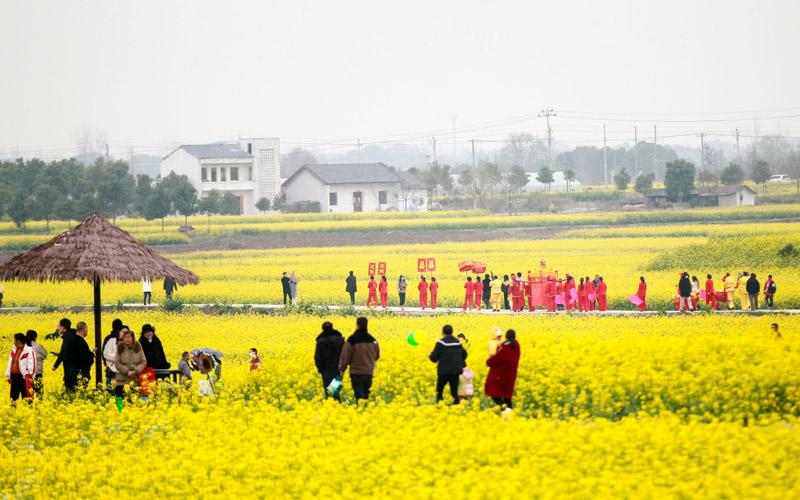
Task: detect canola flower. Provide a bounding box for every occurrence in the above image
[0,312,799,497]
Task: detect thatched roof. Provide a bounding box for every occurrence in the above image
[0,215,199,285]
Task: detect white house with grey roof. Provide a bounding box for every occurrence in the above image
[161,138,280,215]
[282,163,427,213]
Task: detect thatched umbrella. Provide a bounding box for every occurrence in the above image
[0,214,199,385]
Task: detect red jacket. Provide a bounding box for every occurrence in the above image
[464,281,475,295]
[368,280,377,292]
[418,280,428,294]
[636,282,646,300]
[484,341,521,399]
[378,280,387,294]
[429,281,438,295]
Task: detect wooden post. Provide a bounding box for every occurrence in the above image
[93,276,103,387]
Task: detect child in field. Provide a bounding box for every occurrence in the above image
[249,348,261,371]
[458,366,474,401]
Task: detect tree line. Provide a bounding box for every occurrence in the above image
[0,158,246,231]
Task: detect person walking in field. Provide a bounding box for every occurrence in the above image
[345,271,358,306]
[584,276,595,311]
[596,277,608,311]
[26,330,47,397]
[397,275,408,309]
[429,325,467,404]
[737,272,750,310]
[723,272,737,310]
[142,277,152,306]
[338,317,380,403]
[481,274,492,310]
[577,277,587,312]
[746,273,760,310]
[462,276,475,311]
[6,333,35,402]
[315,321,344,401]
[281,272,291,306]
[677,272,693,312]
[490,275,503,312]
[163,276,178,299]
[473,276,483,311]
[704,274,718,310]
[636,276,647,311]
[485,329,521,414]
[691,276,701,310]
[501,275,511,310]
[429,277,439,309]
[564,275,576,312]
[764,275,776,309]
[511,274,525,312]
[418,276,429,309]
[379,276,389,308]
[366,276,378,308]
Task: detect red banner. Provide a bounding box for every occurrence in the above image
[377,262,386,276]
[427,258,436,272]
[417,258,427,273]
[368,262,376,276]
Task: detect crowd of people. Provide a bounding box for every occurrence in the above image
[673,271,778,312]
[315,317,520,412]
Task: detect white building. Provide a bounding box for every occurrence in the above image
[524,171,582,193]
[282,163,428,213]
[161,138,280,215]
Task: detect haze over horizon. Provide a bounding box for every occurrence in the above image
[2,0,799,161]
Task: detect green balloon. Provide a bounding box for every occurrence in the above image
[407,332,419,346]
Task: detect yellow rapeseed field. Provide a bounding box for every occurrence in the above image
[1,312,798,497]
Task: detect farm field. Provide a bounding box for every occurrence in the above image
[1,312,798,497]
[0,221,797,310]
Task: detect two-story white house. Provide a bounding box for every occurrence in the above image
[160,138,280,215]
[282,163,427,213]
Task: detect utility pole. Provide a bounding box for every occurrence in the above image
[471,139,476,170]
[603,124,608,187]
[104,143,110,159]
[432,136,438,164]
[735,128,740,161]
[653,125,658,181]
[538,107,556,171]
[699,133,705,170]
[634,126,639,175]
[356,139,361,162]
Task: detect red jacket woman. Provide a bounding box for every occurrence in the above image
[485,331,521,408]
[378,276,388,308]
[636,277,647,311]
[367,277,378,307]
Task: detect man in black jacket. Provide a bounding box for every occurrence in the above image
[281,272,291,305]
[678,272,693,312]
[63,321,94,391]
[429,324,467,404]
[52,318,76,377]
[314,321,344,401]
[345,271,357,306]
[746,273,761,310]
[481,274,492,309]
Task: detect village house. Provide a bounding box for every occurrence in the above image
[645,184,756,208]
[281,163,427,213]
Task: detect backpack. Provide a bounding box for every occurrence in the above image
[768,283,777,294]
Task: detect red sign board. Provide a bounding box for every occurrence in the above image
[417,258,427,273]
[377,262,387,276]
[368,262,376,276]
[426,258,436,272]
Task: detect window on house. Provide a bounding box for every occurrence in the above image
[378,191,387,204]
[329,192,338,206]
[201,168,208,182]
[230,167,239,181]
[248,167,253,181]
[211,168,217,182]
[220,168,227,182]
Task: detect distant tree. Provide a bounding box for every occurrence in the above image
[419,162,453,200]
[498,132,547,170]
[696,169,719,187]
[536,167,554,192]
[144,185,171,231]
[701,143,726,171]
[720,163,745,185]
[220,192,241,215]
[501,165,530,214]
[664,159,696,202]
[563,169,576,194]
[634,173,655,195]
[477,162,502,203]
[613,168,631,191]
[7,192,30,229]
[29,183,61,232]
[198,190,222,233]
[134,174,153,215]
[160,172,198,225]
[751,160,771,195]
[255,196,271,213]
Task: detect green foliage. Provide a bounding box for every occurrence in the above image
[720,163,745,185]
[751,160,771,185]
[635,173,655,195]
[255,197,271,212]
[220,192,241,215]
[161,297,184,313]
[648,236,800,271]
[135,174,153,215]
[536,167,554,189]
[613,168,631,191]
[664,159,696,202]
[696,169,719,187]
[778,244,798,259]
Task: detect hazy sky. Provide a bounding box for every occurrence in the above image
[1,0,799,159]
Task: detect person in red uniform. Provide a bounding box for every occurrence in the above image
[704,274,717,310]
[472,277,483,311]
[463,277,475,311]
[564,275,576,312]
[511,273,525,312]
[597,277,608,311]
[584,276,595,311]
[544,276,556,312]
[418,276,429,309]
[378,275,388,308]
[636,276,647,311]
[577,277,587,312]
[429,277,439,309]
[366,276,378,308]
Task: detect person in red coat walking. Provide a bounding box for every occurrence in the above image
[378,275,389,308]
[564,275,576,311]
[463,277,475,311]
[511,273,525,312]
[584,276,595,311]
[418,276,428,309]
[704,274,718,310]
[636,276,647,311]
[596,277,608,311]
[429,277,439,309]
[484,329,520,412]
[366,276,378,308]
[544,276,556,312]
[472,277,483,311]
[577,277,587,312]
